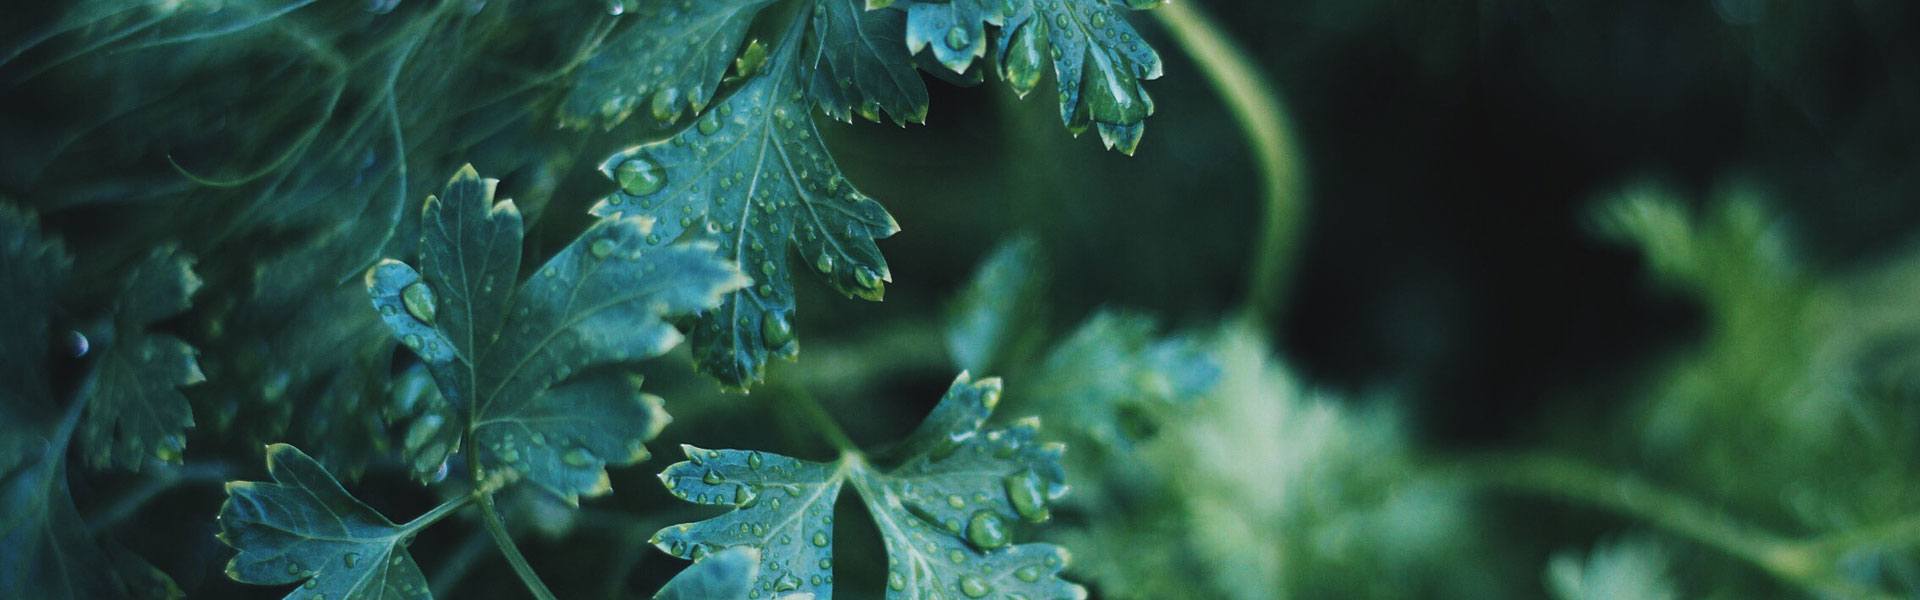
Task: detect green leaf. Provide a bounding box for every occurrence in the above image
[993,0,1163,154]
[216,444,433,600]
[902,0,1004,74]
[1547,537,1679,600]
[0,205,178,600]
[653,374,1084,599]
[368,166,748,502]
[655,546,760,600]
[593,19,899,388]
[561,0,778,129]
[808,0,930,125]
[944,236,1048,375]
[1028,311,1218,453]
[76,245,206,470]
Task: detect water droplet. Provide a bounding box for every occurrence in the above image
[65,330,88,357]
[590,238,617,259]
[947,495,966,509]
[697,111,722,135]
[343,553,359,568]
[814,253,834,274]
[1015,564,1043,582]
[562,448,594,467]
[402,282,436,324]
[1004,469,1050,522]
[774,572,802,592]
[945,26,970,51]
[888,571,906,591]
[651,87,682,122]
[303,579,318,589]
[947,549,967,564]
[616,157,667,196]
[761,311,794,347]
[965,510,1010,550]
[854,267,881,291]
[402,334,422,350]
[960,574,993,597]
[703,470,723,485]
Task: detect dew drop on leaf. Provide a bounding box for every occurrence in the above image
[616,157,667,196]
[401,282,436,325]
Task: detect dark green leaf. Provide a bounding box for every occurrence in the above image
[593,19,899,388]
[76,245,205,470]
[368,166,748,502]
[808,0,930,125]
[653,374,1084,599]
[216,444,433,600]
[561,0,779,129]
[993,0,1163,154]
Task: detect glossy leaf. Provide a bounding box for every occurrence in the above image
[809,0,929,125]
[593,19,899,388]
[994,0,1163,154]
[76,245,206,470]
[561,0,778,129]
[902,0,1004,74]
[655,546,761,600]
[653,373,1084,599]
[367,166,747,502]
[216,444,433,600]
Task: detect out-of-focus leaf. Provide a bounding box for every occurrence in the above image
[367,166,747,502]
[944,236,1048,376]
[0,205,178,600]
[1029,311,1218,454]
[593,17,898,388]
[216,444,434,600]
[652,374,1084,599]
[76,245,205,471]
[1546,537,1679,600]
[561,0,777,129]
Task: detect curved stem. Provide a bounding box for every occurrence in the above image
[1154,0,1307,328]
[1451,453,1894,600]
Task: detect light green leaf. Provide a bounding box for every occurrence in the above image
[561,0,778,129]
[593,18,899,388]
[944,236,1048,375]
[1028,311,1218,453]
[808,0,929,125]
[1546,537,1679,600]
[994,0,1163,154]
[216,444,433,600]
[653,374,1084,599]
[76,245,205,471]
[655,546,761,600]
[368,166,748,502]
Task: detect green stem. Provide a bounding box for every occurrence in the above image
[782,383,859,453]
[465,432,558,600]
[400,493,474,535]
[1153,1,1307,328]
[1452,453,1893,600]
[476,493,560,600]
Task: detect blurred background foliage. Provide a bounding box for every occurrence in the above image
[4,0,1920,598]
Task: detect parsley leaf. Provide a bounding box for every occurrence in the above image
[367,166,748,502]
[652,374,1083,599]
[994,0,1163,154]
[901,0,1003,74]
[0,205,179,600]
[594,17,899,388]
[944,236,1048,376]
[655,546,760,600]
[808,0,930,125]
[216,444,434,600]
[561,0,779,130]
[76,245,205,471]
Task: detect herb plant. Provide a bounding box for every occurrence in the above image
[6,2,1920,600]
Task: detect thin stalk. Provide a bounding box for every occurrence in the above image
[1452,453,1895,600]
[781,383,859,453]
[465,432,558,600]
[1153,1,1306,327]
[476,493,559,600]
[400,493,474,535]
